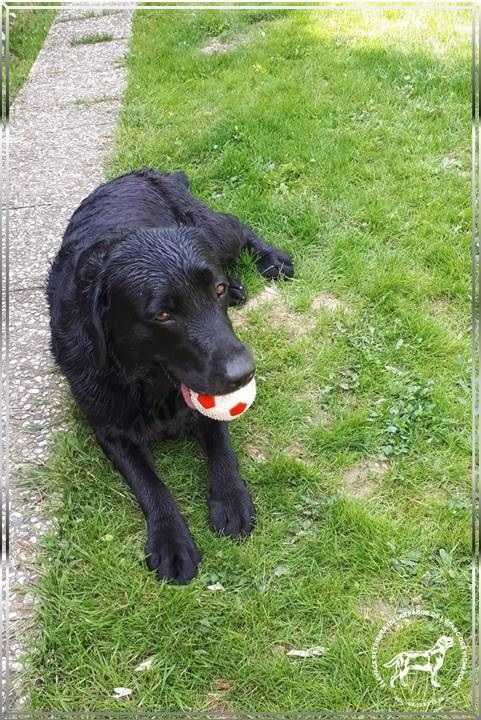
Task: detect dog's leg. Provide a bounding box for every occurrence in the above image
[215,214,294,280]
[95,430,201,584]
[240,224,294,280]
[194,416,255,537]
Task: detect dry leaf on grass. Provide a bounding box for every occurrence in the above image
[134,655,156,672]
[112,687,133,699]
[287,646,326,658]
[207,582,225,591]
[273,565,290,577]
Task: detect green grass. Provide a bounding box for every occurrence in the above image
[70,32,114,47]
[6,6,56,102]
[25,8,472,712]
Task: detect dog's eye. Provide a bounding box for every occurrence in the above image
[216,283,227,297]
[154,312,171,322]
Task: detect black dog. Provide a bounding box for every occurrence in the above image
[47,168,294,584]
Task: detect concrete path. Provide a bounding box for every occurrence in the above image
[4,6,133,710]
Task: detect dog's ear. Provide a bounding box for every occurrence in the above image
[76,232,123,369]
[89,278,109,368]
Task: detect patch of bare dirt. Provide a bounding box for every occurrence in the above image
[230,286,280,332]
[430,296,450,314]
[284,441,313,464]
[233,286,352,338]
[230,310,249,332]
[245,444,267,463]
[277,309,316,339]
[285,441,305,458]
[232,284,315,340]
[416,486,449,505]
[342,459,389,499]
[272,643,290,655]
[311,292,351,313]
[206,696,233,717]
[440,154,462,171]
[201,37,237,54]
[247,284,279,309]
[304,389,331,429]
[212,679,234,692]
[359,598,396,622]
[440,154,469,179]
[207,679,234,717]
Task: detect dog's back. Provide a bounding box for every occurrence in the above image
[61,168,191,251]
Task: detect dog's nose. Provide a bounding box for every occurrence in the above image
[223,349,255,393]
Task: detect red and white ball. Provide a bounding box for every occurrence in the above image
[180,376,256,421]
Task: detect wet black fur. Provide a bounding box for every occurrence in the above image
[47,168,294,584]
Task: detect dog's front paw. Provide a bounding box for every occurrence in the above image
[145,519,201,584]
[256,248,294,280]
[208,484,255,538]
[228,276,247,306]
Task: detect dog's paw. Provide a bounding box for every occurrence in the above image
[208,484,255,538]
[145,520,201,585]
[256,248,294,280]
[227,277,247,307]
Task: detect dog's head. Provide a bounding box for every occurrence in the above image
[88,226,254,396]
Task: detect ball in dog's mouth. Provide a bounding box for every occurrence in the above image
[180,376,256,421]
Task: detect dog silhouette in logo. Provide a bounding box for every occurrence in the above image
[384,635,454,688]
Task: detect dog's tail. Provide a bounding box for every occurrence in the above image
[383,655,400,668]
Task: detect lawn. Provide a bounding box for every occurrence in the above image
[5,5,56,104]
[25,8,472,712]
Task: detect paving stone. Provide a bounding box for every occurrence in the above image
[16,41,127,112]
[8,204,72,290]
[9,286,68,465]
[56,7,129,23]
[9,102,122,207]
[47,10,132,47]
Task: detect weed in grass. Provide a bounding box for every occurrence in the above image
[70,33,114,47]
[369,368,437,459]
